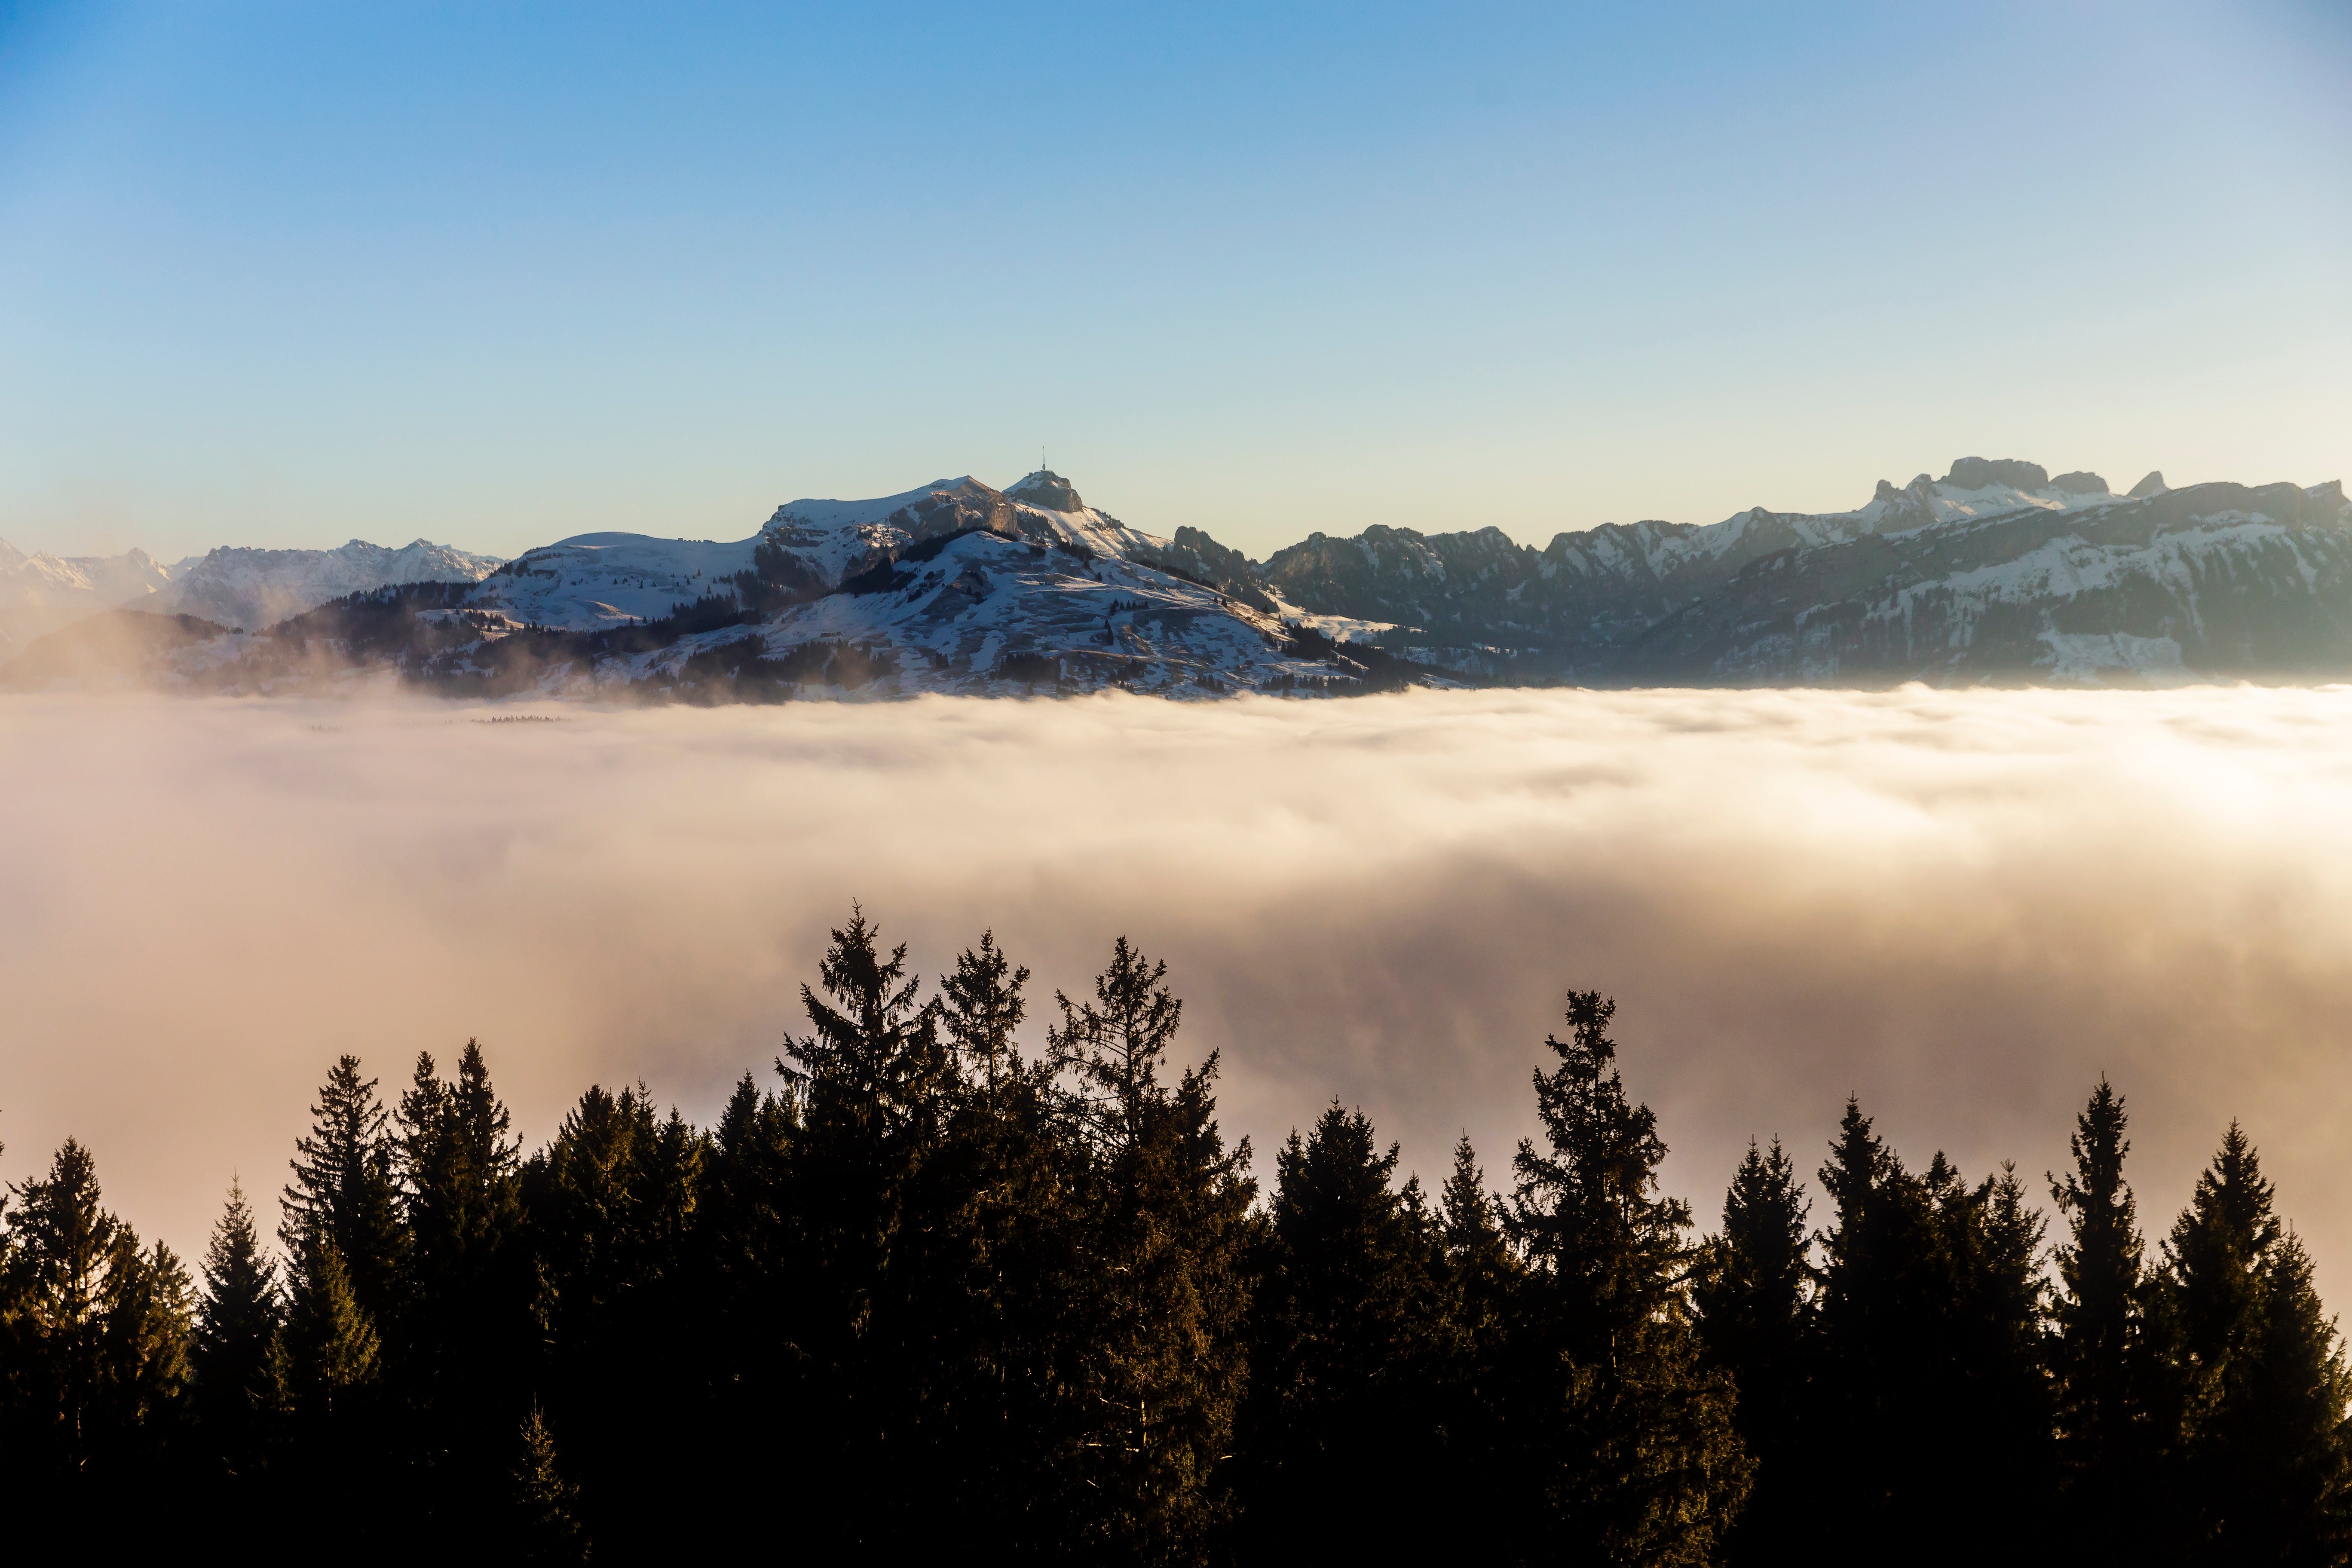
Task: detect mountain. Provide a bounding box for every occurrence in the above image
[0,535,505,665]
[6,459,2348,698]
[0,474,1427,699]
[147,538,506,630]
[1259,460,2352,683]
[0,542,175,662]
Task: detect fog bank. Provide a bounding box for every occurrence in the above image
[5,687,2351,1299]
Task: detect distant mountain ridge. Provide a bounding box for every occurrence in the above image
[6,458,2348,697]
[0,535,505,662]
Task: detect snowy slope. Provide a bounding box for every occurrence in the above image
[152,539,506,631]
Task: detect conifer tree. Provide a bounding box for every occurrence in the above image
[510,1402,588,1563]
[274,1234,379,1415]
[1812,1101,2055,1552]
[281,1055,409,1329]
[2159,1124,2352,1559]
[1694,1136,1812,1551]
[0,1137,193,1501]
[1240,1102,1446,1553]
[2048,1079,2155,1537]
[922,932,1083,1550]
[940,929,1029,1102]
[1501,991,1750,1563]
[193,1179,281,1470]
[1051,940,1256,1565]
[397,1040,531,1527]
[0,1137,119,1474]
[1428,1134,1520,1525]
[775,908,956,1546]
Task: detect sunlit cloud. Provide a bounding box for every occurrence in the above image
[5,686,2352,1301]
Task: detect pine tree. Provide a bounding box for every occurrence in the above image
[1694,1136,1812,1553]
[509,1402,588,1563]
[2047,1079,2156,1540]
[940,929,1029,1102]
[274,1234,380,1415]
[281,1055,409,1330]
[1429,1134,1520,1527]
[193,1178,282,1471]
[0,1139,192,1488]
[2159,1124,2352,1559]
[775,907,957,1548]
[1239,1102,1446,1554]
[1501,991,1750,1563]
[523,1081,710,1554]
[1051,934,1181,1153]
[397,1040,532,1531]
[1812,1100,2055,1554]
[1051,940,1257,1565]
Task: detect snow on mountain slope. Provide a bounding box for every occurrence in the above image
[653,527,1331,697]
[1612,479,2352,684]
[470,533,763,628]
[0,542,176,660]
[152,539,505,631]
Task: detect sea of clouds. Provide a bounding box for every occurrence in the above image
[5,686,2350,1300]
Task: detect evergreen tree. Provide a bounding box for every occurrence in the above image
[524,1081,709,1555]
[192,1178,281,1473]
[0,1138,190,1483]
[776,907,956,1547]
[2048,1079,2156,1540]
[274,1235,380,1415]
[1812,1102,2054,1557]
[2159,1124,2352,1560]
[1693,1136,1812,1555]
[281,1055,409,1330]
[923,932,1085,1550]
[509,1402,588,1563]
[940,929,1029,1101]
[396,1040,532,1531]
[1051,939,1257,1565]
[1501,991,1750,1564]
[1428,1133,1521,1528]
[1239,1102,1446,1554]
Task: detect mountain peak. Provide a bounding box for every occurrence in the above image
[1943,456,2049,491]
[1007,469,1085,513]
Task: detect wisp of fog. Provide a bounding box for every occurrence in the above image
[5,686,2350,1297]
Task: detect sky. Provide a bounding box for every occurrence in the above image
[1,0,2347,563]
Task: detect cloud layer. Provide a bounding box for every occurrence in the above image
[6,686,2352,1301]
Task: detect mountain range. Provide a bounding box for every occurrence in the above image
[5,458,2347,697]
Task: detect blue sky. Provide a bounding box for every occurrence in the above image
[1,0,2346,560]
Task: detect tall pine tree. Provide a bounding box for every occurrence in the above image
[2047,1078,2157,1542]
[193,1178,282,1476]
[1502,991,1750,1563]
[1694,1136,1812,1556]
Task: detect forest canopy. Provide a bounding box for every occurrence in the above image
[3,909,2347,1562]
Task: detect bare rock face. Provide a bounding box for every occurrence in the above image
[2049,471,2110,495]
[1944,456,2050,491]
[2130,471,2169,498]
[1006,470,1085,513]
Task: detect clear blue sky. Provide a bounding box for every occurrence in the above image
[2,0,2346,561]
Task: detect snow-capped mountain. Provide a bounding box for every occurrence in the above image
[150,538,506,631]
[8,458,2350,696]
[0,542,175,661]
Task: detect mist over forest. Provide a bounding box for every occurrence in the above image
[5,685,2351,1291]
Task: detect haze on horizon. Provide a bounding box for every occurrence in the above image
[1,0,2348,564]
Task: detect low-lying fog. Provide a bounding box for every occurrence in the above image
[6,687,2350,1300]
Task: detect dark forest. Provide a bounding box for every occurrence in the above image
[3,910,2345,1562]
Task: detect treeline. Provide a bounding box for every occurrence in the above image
[3,913,2348,1561]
